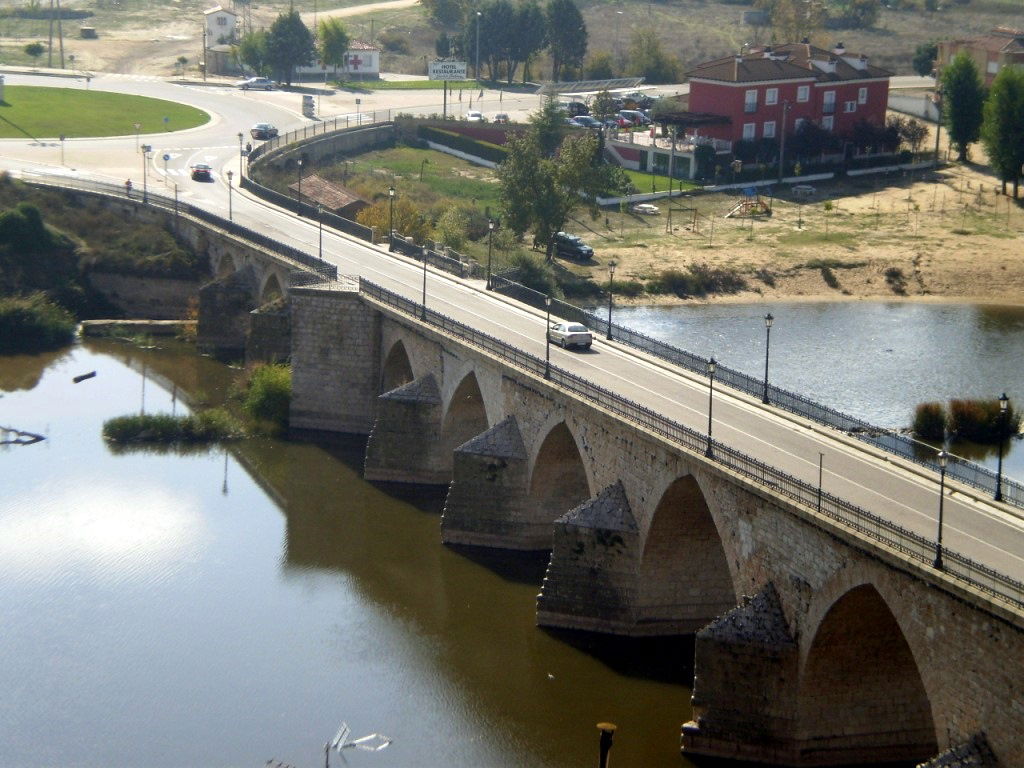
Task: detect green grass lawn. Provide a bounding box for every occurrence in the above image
[623,169,698,195]
[0,86,209,139]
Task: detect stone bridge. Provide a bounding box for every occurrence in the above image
[289,280,1023,768]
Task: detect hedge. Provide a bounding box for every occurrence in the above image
[417,125,509,164]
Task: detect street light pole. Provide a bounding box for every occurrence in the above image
[388,185,395,251]
[475,10,482,81]
[606,261,616,340]
[544,296,552,379]
[237,131,244,177]
[140,144,151,203]
[421,248,428,320]
[777,101,790,183]
[226,169,233,221]
[318,204,324,264]
[762,312,774,404]
[486,218,495,289]
[933,86,943,167]
[297,158,304,209]
[706,357,716,458]
[134,122,141,152]
[996,392,1009,501]
[933,449,949,569]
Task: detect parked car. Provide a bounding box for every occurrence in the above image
[236,77,275,90]
[250,122,278,140]
[553,231,594,260]
[564,101,589,117]
[548,321,593,350]
[613,115,634,128]
[190,163,213,181]
[571,115,602,129]
[619,109,650,126]
[466,110,483,122]
[493,112,510,124]
[631,203,660,215]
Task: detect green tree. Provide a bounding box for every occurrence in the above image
[530,96,568,155]
[238,29,270,76]
[981,66,1024,198]
[435,32,452,58]
[23,42,44,61]
[545,0,587,83]
[356,198,431,243]
[421,0,471,27]
[626,28,679,84]
[941,51,985,161]
[511,1,547,84]
[757,0,824,44]
[318,18,349,73]
[266,8,315,86]
[591,89,619,121]
[912,41,938,77]
[584,51,615,80]
[848,0,879,27]
[434,206,470,249]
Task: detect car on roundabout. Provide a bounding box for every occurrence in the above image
[631,202,660,215]
[466,110,483,122]
[190,163,213,181]
[493,112,510,123]
[250,122,279,140]
[548,321,593,350]
[237,77,275,90]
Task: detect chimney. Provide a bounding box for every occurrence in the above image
[833,41,846,56]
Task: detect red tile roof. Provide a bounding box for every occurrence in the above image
[687,43,892,84]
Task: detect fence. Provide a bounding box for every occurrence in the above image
[358,276,1024,614]
[389,235,486,280]
[247,114,394,166]
[489,269,1024,510]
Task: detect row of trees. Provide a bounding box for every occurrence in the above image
[237,10,350,86]
[942,52,1024,197]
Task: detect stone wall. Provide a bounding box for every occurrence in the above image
[85,272,197,320]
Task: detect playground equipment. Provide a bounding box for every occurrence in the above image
[725,187,772,218]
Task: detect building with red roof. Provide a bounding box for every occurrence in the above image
[937,27,1024,87]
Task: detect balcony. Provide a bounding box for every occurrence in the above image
[823,102,836,114]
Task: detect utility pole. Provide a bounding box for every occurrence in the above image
[56,0,64,68]
[777,101,790,183]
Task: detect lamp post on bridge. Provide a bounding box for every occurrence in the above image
[421,247,428,320]
[388,185,395,252]
[996,392,1009,501]
[544,296,552,379]
[933,449,949,570]
[762,312,774,404]
[226,169,233,221]
[606,261,616,340]
[140,144,152,203]
[706,356,716,458]
[318,203,324,265]
[297,158,304,213]
[486,218,495,289]
[237,131,244,177]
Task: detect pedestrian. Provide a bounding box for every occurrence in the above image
[125,178,133,197]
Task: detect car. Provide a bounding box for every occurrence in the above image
[553,231,594,260]
[564,101,589,117]
[250,122,278,140]
[237,77,275,90]
[571,115,602,129]
[466,110,483,122]
[493,112,510,124]
[619,109,650,126]
[548,321,593,350]
[190,163,213,181]
[613,115,634,128]
[631,203,660,215]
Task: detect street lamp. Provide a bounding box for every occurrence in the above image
[933,449,949,569]
[421,248,428,320]
[606,261,616,340]
[134,121,141,152]
[485,218,495,289]
[140,143,151,203]
[614,10,624,60]
[544,296,552,379]
[237,131,244,177]
[706,356,716,458]
[996,392,1009,501]
[318,204,324,264]
[731,158,742,185]
[388,185,395,251]
[932,86,943,167]
[226,169,233,221]
[297,158,304,209]
[475,10,482,81]
[419,158,429,181]
[762,312,774,404]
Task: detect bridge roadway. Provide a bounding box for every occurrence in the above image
[3,72,1021,599]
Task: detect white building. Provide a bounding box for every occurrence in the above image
[296,40,381,80]
[204,6,237,46]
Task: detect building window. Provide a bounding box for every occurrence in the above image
[216,15,226,25]
[797,85,810,102]
[743,122,756,140]
[858,87,867,104]
[822,115,834,131]
[744,89,758,113]
[794,117,807,132]
[987,61,999,74]
[823,90,836,114]
[844,101,857,113]
[763,120,776,138]
[766,88,778,105]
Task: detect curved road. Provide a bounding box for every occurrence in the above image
[2,72,1019,601]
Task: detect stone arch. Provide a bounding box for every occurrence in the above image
[796,584,937,764]
[259,272,283,305]
[637,474,737,630]
[380,339,414,393]
[527,422,591,530]
[216,252,238,278]
[439,371,490,459]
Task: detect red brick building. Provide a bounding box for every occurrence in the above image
[685,42,892,148]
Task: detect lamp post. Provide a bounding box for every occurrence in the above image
[318,203,324,264]
[388,185,395,251]
[475,10,482,81]
[140,143,151,203]
[933,449,949,569]
[237,131,244,177]
[932,86,943,167]
[419,158,429,181]
[996,392,1009,501]
[485,218,495,289]
[421,248,428,320]
[134,122,141,152]
[544,296,552,379]
[762,312,774,404]
[706,356,716,458]
[777,101,790,183]
[614,10,624,60]
[731,158,742,186]
[597,723,617,768]
[297,158,304,209]
[226,169,233,221]
[606,261,616,340]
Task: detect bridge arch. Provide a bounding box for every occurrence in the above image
[259,272,284,305]
[796,583,937,762]
[439,371,489,458]
[380,339,415,393]
[638,474,737,628]
[527,421,591,529]
[216,252,238,278]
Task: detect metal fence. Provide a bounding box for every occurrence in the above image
[390,235,486,280]
[358,276,1024,614]
[247,114,393,165]
[489,270,1024,510]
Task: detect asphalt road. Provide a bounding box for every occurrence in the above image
[5,71,1016,594]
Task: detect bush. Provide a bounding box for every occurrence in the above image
[648,264,746,298]
[913,402,946,440]
[103,408,242,443]
[948,399,1021,443]
[242,363,291,429]
[508,251,558,296]
[417,125,509,164]
[0,293,75,353]
[820,266,839,289]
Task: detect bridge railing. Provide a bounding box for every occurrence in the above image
[359,276,1024,614]
[247,114,394,166]
[390,235,486,280]
[489,270,1024,510]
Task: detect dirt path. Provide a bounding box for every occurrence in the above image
[300,0,419,25]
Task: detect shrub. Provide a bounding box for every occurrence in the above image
[820,266,839,289]
[0,293,75,353]
[102,408,242,444]
[913,402,946,440]
[948,398,1021,443]
[417,125,509,164]
[377,29,410,54]
[508,251,558,296]
[884,266,907,295]
[648,264,746,298]
[242,363,292,429]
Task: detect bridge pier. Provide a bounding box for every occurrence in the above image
[364,374,450,485]
[196,265,258,359]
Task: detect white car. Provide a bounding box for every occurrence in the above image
[466,110,483,122]
[631,203,660,215]
[548,322,593,350]
[237,77,275,90]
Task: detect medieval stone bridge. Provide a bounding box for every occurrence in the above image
[289,278,1023,768]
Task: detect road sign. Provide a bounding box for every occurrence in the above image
[162,153,170,161]
[429,60,467,80]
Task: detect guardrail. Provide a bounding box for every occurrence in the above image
[490,270,1024,510]
[359,275,1024,614]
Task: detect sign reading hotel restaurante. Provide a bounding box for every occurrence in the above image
[428,60,468,80]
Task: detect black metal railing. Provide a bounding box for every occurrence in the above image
[357,276,1024,614]
[489,270,1024,510]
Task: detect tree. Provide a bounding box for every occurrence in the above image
[529,96,568,156]
[356,198,430,243]
[848,0,879,28]
[757,0,824,44]
[434,206,471,249]
[265,8,315,86]
[435,32,452,58]
[897,117,929,154]
[941,51,985,161]
[912,42,938,77]
[626,28,679,84]
[420,0,471,27]
[584,51,615,80]
[318,18,349,74]
[981,66,1024,198]
[591,89,619,121]
[238,29,270,76]
[23,42,44,61]
[545,0,587,83]
[510,1,546,84]
[176,55,188,75]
